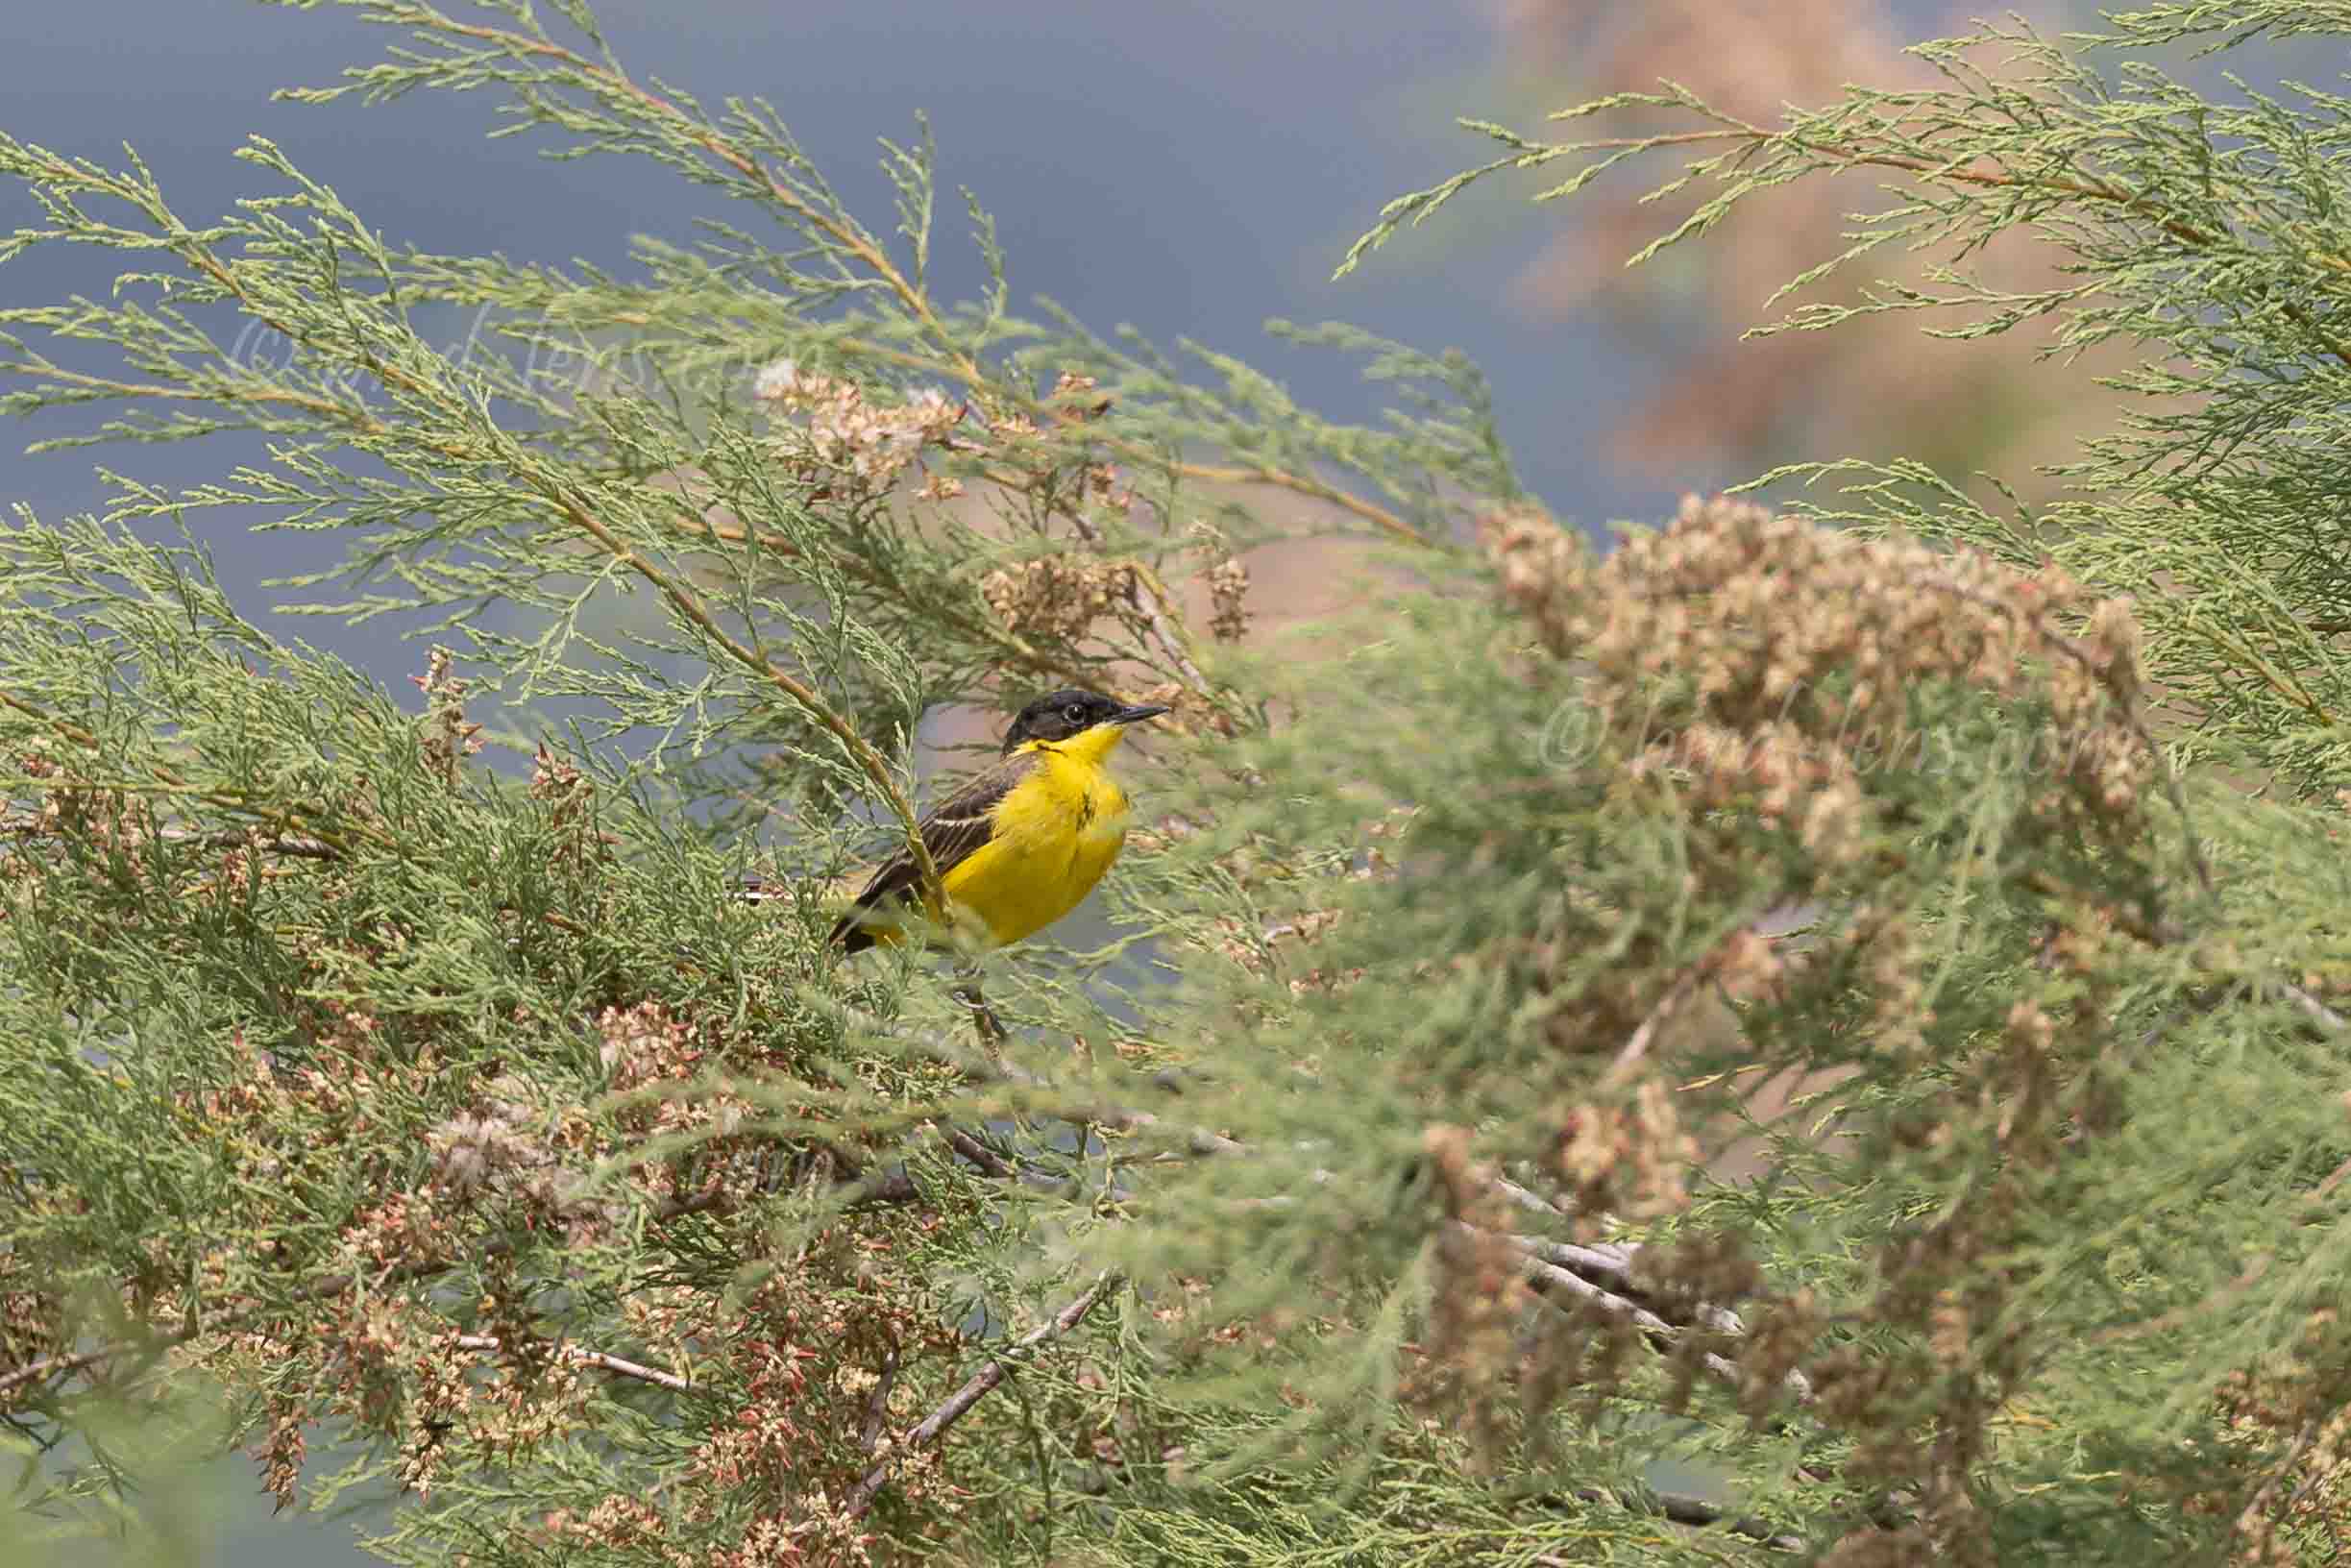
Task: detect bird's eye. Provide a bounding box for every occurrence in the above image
[1065,703,1085,723]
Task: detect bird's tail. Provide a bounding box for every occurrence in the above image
[829,911,876,953]
[738,875,891,952]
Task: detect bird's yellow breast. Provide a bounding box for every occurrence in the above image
[940,728,1133,947]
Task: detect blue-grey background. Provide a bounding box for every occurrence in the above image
[3,0,1686,688]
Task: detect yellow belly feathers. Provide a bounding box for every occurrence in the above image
[937,739,1130,947]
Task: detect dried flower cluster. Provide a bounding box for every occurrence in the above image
[979,552,1139,643]
[0,692,985,1568]
[1202,553,1250,643]
[1394,494,2184,1556]
[413,645,485,790]
[1552,1081,1700,1219]
[62,978,977,1563]
[1492,494,2150,833]
[754,358,966,494]
[1415,1124,1536,1460]
[1487,493,2153,1072]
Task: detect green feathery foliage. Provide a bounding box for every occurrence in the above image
[1351,4,2351,799]
[7,4,2351,1567]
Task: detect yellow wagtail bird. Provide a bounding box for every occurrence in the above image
[829,689,1171,954]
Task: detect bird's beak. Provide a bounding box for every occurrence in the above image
[1112,702,1172,725]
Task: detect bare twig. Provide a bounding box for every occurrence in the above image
[1519,1249,1747,1391]
[949,968,1010,1050]
[0,1344,121,1403]
[1493,1175,1572,1219]
[2275,979,2348,1036]
[452,1334,693,1395]
[1609,969,1701,1084]
[1058,506,1210,694]
[1503,1231,1638,1295]
[860,1346,901,1457]
[941,1126,1015,1180]
[1549,1484,1807,1554]
[845,1272,1120,1517]
[2240,1416,2323,1545]
[1487,1224,1815,1407]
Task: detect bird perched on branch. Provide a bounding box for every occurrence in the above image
[829,689,1170,954]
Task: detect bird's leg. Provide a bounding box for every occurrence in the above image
[951,963,1008,1050]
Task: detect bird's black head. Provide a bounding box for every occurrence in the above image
[1002,688,1171,752]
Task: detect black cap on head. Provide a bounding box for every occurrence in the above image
[1003,689,1172,752]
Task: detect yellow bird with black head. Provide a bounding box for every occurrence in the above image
[830,689,1170,954]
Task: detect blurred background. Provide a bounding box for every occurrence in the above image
[4,0,2141,1560]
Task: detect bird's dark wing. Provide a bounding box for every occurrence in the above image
[829,751,1037,949]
